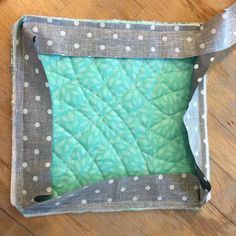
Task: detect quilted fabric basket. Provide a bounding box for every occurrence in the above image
[11,3,236,217]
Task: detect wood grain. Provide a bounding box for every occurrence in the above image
[0,0,235,235]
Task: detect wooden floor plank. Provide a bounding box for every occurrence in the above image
[208,113,236,180]
[0,208,33,236]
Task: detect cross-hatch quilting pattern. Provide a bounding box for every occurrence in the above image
[39,55,196,197]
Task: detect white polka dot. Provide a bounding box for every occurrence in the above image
[169,185,175,190]
[174,26,179,31]
[24,54,29,60]
[125,23,131,29]
[133,196,138,201]
[95,189,100,193]
[22,162,27,168]
[73,43,80,49]
[33,176,38,182]
[158,174,163,180]
[162,36,168,41]
[32,26,38,33]
[211,28,216,34]
[194,64,199,69]
[210,57,215,62]
[100,45,105,50]
[107,198,112,203]
[202,114,206,119]
[47,18,53,23]
[35,95,41,101]
[201,90,205,95]
[150,25,155,30]
[157,196,162,201]
[125,46,131,52]
[45,82,49,87]
[120,187,125,192]
[187,114,191,120]
[34,149,39,155]
[23,108,28,114]
[34,122,40,128]
[45,162,51,168]
[200,43,205,49]
[46,187,52,192]
[55,202,60,206]
[175,48,180,53]
[24,82,29,87]
[194,151,199,156]
[100,22,105,28]
[23,136,28,141]
[133,176,139,181]
[74,21,79,26]
[222,13,227,19]
[109,179,114,184]
[197,77,203,83]
[46,136,52,141]
[182,196,187,201]
[234,31,236,36]
[47,40,53,46]
[200,25,204,31]
[60,30,66,36]
[81,199,87,204]
[181,173,187,178]
[113,33,118,39]
[35,68,39,74]
[138,35,143,40]
[69,193,74,197]
[22,190,27,195]
[47,109,52,114]
[145,186,151,191]
[87,32,92,38]
[194,185,199,190]
[151,47,156,52]
[187,37,192,42]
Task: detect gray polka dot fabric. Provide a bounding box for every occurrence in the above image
[11,2,236,217]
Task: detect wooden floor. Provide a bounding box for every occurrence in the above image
[0,0,236,235]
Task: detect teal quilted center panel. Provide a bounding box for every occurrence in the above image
[39,55,196,197]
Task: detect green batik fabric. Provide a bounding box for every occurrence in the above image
[39,55,196,197]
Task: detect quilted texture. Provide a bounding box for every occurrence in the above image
[39,55,196,197]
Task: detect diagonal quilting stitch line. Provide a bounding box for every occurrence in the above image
[59,98,142,150]
[70,59,149,168]
[116,60,193,164]
[147,110,185,131]
[54,122,108,180]
[146,60,192,103]
[57,96,187,174]
[78,62,150,174]
[117,60,172,122]
[95,59,186,172]
[88,58,191,170]
[65,59,133,174]
[52,151,83,187]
